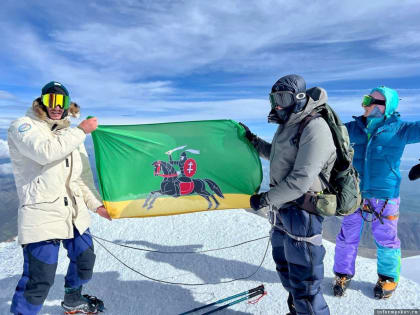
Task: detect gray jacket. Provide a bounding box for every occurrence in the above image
[253,87,336,209]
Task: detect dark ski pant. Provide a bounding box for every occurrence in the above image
[10,227,95,315]
[271,206,330,315]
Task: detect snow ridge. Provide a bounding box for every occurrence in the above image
[1,210,419,314]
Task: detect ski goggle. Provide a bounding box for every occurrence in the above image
[41,93,70,109]
[362,95,386,107]
[269,91,306,109]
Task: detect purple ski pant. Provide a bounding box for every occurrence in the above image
[333,198,401,281]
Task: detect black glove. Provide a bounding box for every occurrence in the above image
[239,122,257,143]
[409,163,420,181]
[250,193,268,211]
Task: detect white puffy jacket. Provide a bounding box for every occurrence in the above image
[8,107,102,245]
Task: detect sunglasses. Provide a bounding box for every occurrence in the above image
[269,91,306,109]
[362,95,386,107]
[42,93,70,109]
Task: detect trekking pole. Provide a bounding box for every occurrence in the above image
[202,290,265,314]
[178,284,264,315]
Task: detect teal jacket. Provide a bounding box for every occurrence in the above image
[345,86,420,198]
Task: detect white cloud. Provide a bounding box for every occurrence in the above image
[0,117,14,130]
[0,139,10,159]
[0,91,15,100]
[1,1,420,122]
[96,98,268,125]
[38,0,419,84]
[0,163,12,175]
[71,88,420,127]
[375,30,420,59]
[328,95,365,117]
[3,2,420,80]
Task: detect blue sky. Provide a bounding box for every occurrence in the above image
[1,0,420,150]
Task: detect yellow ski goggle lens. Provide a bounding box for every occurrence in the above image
[42,93,70,109]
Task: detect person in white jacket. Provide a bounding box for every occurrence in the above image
[8,81,110,315]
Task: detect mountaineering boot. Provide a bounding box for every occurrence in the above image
[61,286,104,314]
[374,275,398,299]
[333,273,352,297]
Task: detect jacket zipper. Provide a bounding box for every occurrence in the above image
[21,197,60,208]
[363,128,386,193]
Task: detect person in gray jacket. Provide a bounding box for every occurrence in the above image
[241,74,336,315]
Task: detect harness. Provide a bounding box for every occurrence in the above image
[267,208,323,246]
[360,199,399,224]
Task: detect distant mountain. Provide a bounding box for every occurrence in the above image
[0,175,18,242]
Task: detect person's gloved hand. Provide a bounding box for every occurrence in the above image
[409,162,420,181]
[78,117,98,134]
[96,205,112,221]
[239,122,257,143]
[250,192,268,211]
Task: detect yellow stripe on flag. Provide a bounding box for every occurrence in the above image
[104,194,251,219]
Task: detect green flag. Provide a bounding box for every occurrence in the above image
[91,119,262,218]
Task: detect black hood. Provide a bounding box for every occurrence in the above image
[271,74,307,113]
[268,74,308,124]
[272,74,306,94]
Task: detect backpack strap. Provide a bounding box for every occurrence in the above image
[319,172,336,194]
[290,108,337,193]
[290,111,322,147]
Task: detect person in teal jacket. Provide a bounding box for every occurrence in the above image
[333,86,420,299]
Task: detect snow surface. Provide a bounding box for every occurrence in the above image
[401,255,420,285]
[1,209,419,315]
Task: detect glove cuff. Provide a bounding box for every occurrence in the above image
[260,192,269,208]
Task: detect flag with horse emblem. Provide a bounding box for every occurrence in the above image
[91,120,263,218]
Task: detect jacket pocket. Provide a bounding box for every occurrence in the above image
[21,175,65,207]
[384,155,400,180]
[19,197,67,231]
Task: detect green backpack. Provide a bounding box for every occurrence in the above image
[293,104,361,216]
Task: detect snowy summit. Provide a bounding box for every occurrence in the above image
[0,209,419,314]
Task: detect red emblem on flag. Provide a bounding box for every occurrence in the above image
[183,158,197,177]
